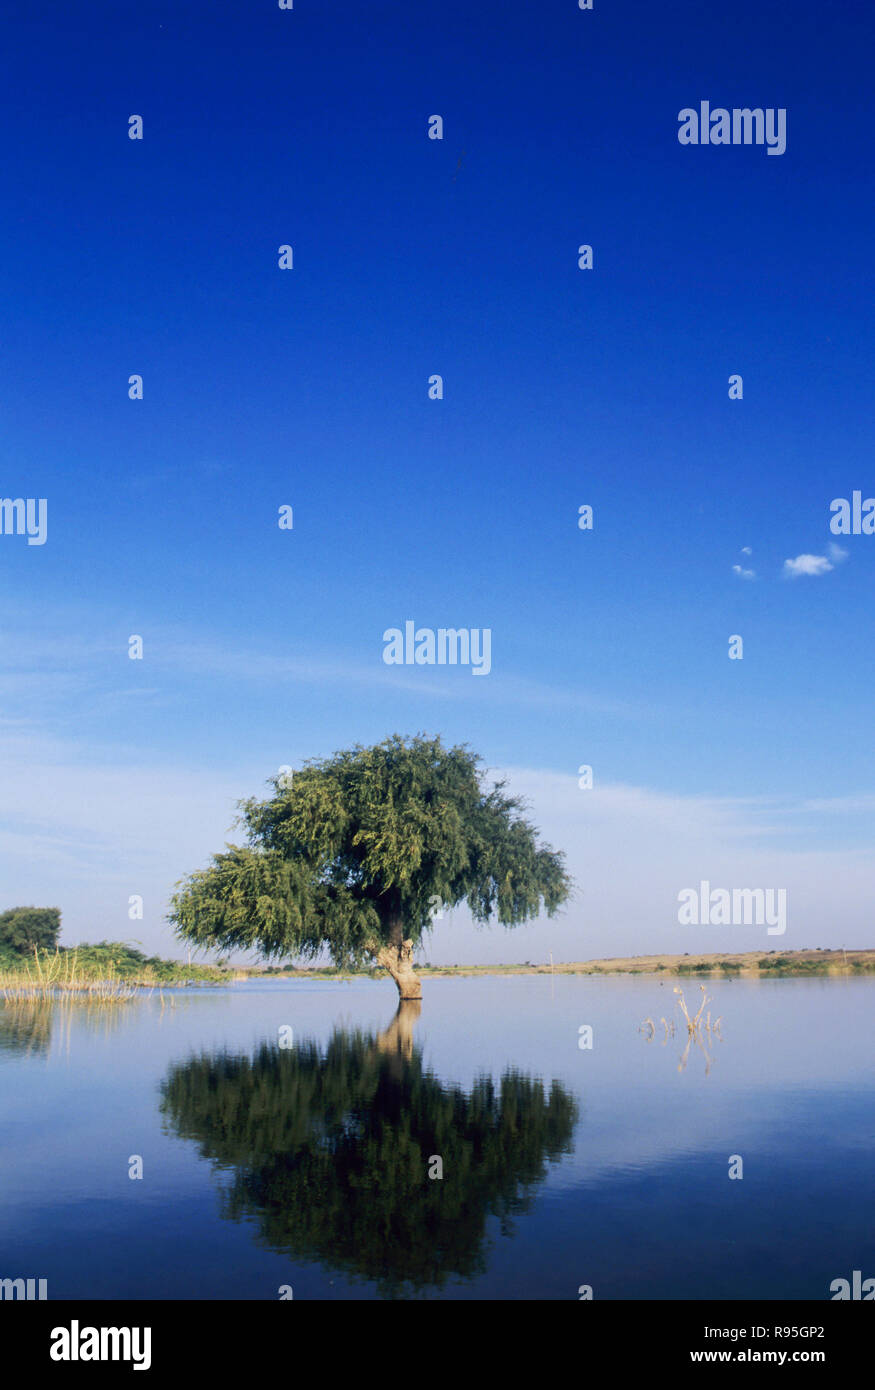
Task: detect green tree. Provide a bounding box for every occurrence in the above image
[0,906,61,957]
[169,734,571,999]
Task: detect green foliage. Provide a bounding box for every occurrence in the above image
[0,907,61,956]
[160,1020,578,1293]
[169,734,571,967]
[0,939,226,985]
[755,954,859,976]
[64,941,224,982]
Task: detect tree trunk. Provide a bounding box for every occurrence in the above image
[374,901,422,1001]
[376,938,422,1000]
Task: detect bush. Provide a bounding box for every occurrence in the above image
[0,941,25,968]
[0,906,61,956]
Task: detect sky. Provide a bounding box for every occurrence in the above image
[0,0,873,962]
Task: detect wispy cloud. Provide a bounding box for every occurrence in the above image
[0,609,650,724]
[733,546,755,579]
[438,769,875,962]
[2,730,872,959]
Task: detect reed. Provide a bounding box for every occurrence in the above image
[0,947,139,1003]
[673,984,711,1035]
[639,985,723,1074]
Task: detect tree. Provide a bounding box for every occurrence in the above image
[169,734,571,999]
[0,906,61,958]
[160,1006,578,1293]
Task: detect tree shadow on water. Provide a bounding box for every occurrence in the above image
[159,1002,579,1296]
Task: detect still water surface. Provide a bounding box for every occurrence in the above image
[1,975,872,1299]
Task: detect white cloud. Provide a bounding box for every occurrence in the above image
[732,564,756,580]
[782,553,833,578]
[741,546,753,555]
[829,543,848,563]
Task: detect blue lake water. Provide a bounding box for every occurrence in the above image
[1,975,872,1299]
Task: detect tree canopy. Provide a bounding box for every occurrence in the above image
[168,734,571,996]
[0,906,61,958]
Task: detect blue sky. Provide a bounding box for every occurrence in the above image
[1,0,873,960]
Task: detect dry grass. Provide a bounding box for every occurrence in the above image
[250,949,875,983]
[0,947,140,1003]
[411,948,875,979]
[639,984,725,1075]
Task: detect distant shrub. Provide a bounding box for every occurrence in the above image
[0,907,61,956]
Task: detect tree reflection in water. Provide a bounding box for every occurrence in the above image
[160,1001,578,1295]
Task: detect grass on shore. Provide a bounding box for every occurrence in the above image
[0,942,228,1001]
[2,946,873,1000]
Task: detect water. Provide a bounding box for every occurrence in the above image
[1,975,872,1300]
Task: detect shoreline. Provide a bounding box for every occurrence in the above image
[247,947,875,982]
